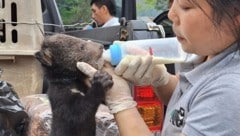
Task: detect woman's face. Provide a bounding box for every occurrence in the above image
[168,0,236,57]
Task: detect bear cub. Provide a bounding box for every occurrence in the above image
[35,34,113,136]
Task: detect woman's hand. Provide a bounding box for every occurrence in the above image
[77,62,136,114]
[115,55,170,88]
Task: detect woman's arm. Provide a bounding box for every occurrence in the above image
[114,107,152,136]
[153,74,179,105]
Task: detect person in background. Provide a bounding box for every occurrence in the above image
[86,0,119,29]
[78,0,240,136]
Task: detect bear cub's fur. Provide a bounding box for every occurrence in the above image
[35,34,113,136]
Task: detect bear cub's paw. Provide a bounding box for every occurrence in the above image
[92,71,113,92]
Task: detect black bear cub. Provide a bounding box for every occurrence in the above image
[35,34,113,136]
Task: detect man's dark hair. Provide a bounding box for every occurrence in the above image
[90,0,117,16]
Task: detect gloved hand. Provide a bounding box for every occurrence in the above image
[115,55,170,87]
[77,62,137,114]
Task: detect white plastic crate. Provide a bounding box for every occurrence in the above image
[0,0,44,97]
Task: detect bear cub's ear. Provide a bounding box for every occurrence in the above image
[35,48,53,67]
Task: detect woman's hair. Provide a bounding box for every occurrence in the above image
[192,0,240,44]
[90,0,117,16]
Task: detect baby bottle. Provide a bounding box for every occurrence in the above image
[103,37,189,65]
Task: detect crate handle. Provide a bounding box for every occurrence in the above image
[0,56,15,62]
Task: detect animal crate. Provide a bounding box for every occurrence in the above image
[0,0,44,97]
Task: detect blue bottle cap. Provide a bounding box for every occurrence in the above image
[109,43,122,65]
[85,25,93,30]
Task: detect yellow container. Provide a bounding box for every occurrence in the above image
[0,0,44,97]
